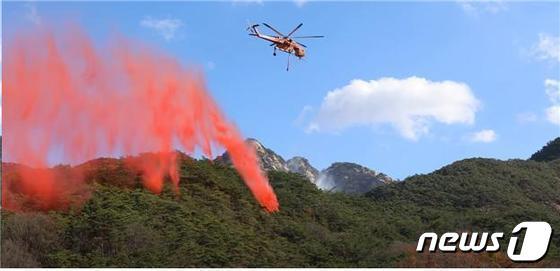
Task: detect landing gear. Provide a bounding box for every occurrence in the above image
[273,47,277,56]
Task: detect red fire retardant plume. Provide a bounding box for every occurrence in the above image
[2,27,279,212]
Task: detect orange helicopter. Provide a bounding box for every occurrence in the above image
[248,23,324,71]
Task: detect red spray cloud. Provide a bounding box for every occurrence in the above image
[2,27,279,212]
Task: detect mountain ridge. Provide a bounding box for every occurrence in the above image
[317,162,394,194]
[216,138,393,194]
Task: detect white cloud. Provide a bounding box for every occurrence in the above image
[231,0,263,5]
[516,112,537,124]
[468,129,497,143]
[307,77,480,140]
[140,17,183,41]
[546,106,560,125]
[545,79,560,104]
[458,1,476,13]
[294,0,307,7]
[24,2,41,25]
[545,79,560,125]
[531,34,560,63]
[294,105,313,127]
[458,0,507,16]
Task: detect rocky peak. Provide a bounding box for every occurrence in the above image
[316,162,393,194]
[286,156,319,183]
[216,138,289,172]
[246,138,289,172]
[216,139,394,194]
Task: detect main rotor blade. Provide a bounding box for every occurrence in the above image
[286,23,303,37]
[296,41,307,48]
[292,35,324,39]
[262,23,286,37]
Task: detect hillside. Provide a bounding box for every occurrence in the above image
[531,137,560,162]
[2,145,560,267]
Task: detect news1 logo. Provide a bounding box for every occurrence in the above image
[416,221,552,262]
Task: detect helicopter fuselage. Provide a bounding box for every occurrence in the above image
[276,39,305,58]
[251,33,305,58]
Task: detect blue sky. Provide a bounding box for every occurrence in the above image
[3,1,560,179]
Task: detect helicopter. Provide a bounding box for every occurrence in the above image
[247,23,324,71]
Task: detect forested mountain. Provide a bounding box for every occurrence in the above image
[1,139,559,267]
[531,137,560,162]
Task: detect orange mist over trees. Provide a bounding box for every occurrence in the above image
[2,27,279,212]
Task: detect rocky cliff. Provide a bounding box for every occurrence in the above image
[216,138,393,194]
